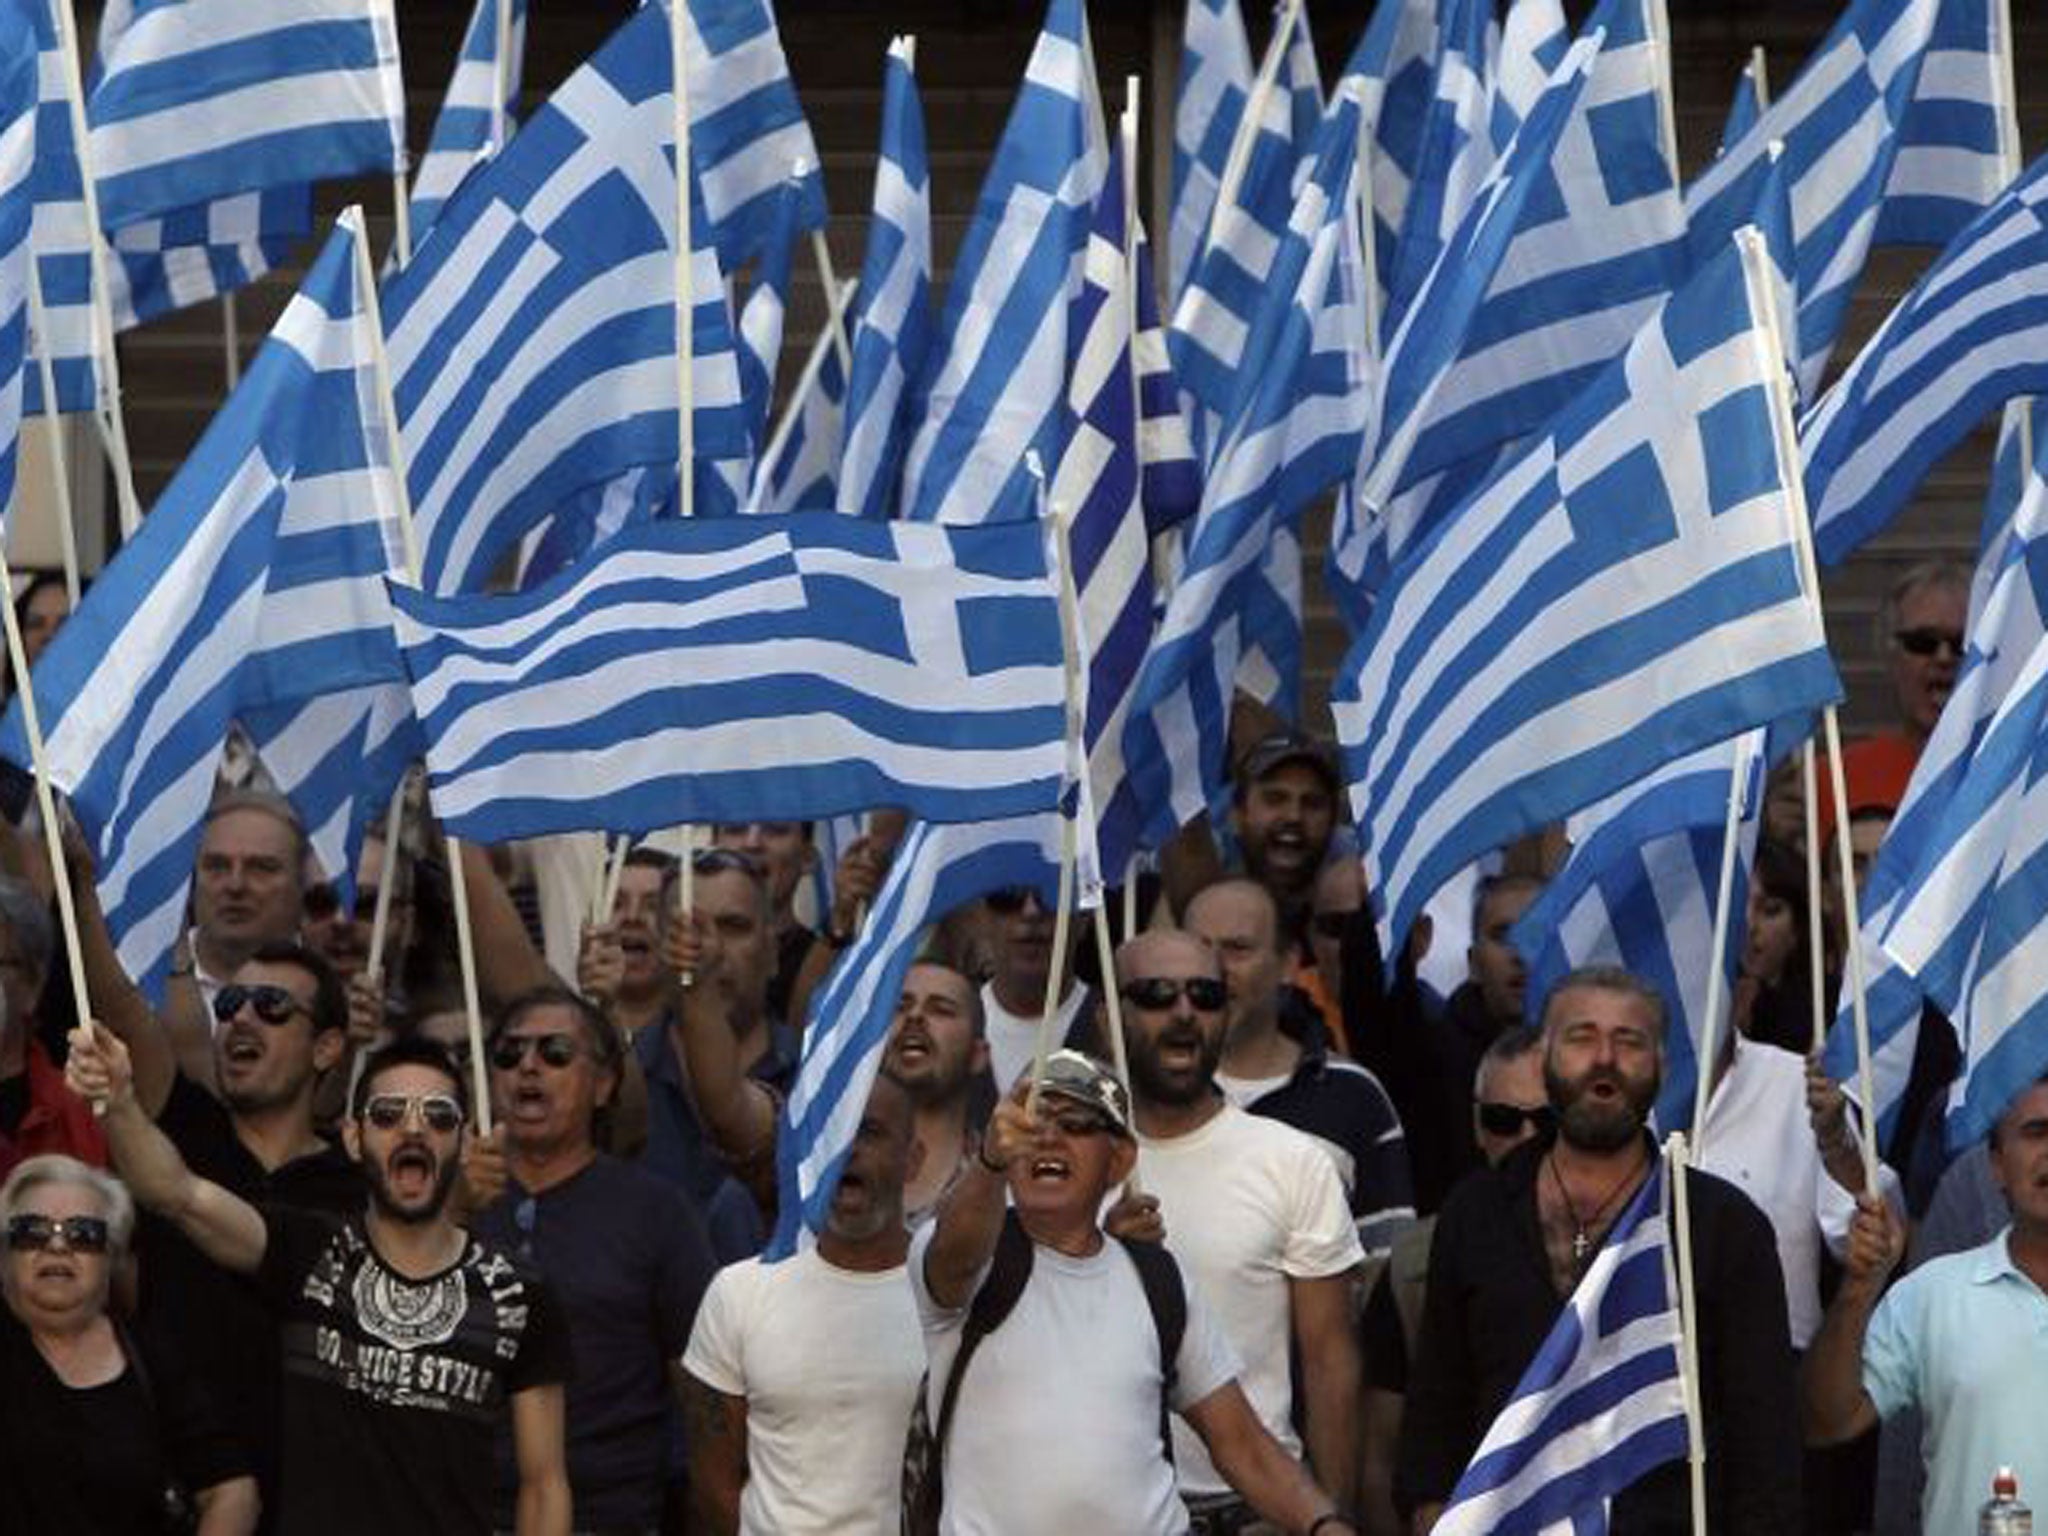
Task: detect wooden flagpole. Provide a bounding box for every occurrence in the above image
[1689,735,1752,1147]
[493,0,515,152]
[1803,741,1827,1055]
[1665,1132,1708,1535]
[669,0,698,952]
[24,261,80,606]
[347,206,492,1130]
[1025,451,1082,1114]
[753,275,854,497]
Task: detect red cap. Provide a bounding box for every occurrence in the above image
[1815,734,1920,851]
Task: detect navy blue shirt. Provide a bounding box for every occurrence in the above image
[633,1017,789,1261]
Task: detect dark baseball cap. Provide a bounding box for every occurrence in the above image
[1035,1050,1133,1138]
[1236,729,1340,796]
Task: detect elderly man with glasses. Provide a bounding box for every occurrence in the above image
[69,1028,575,1536]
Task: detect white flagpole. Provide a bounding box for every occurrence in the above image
[669,0,698,946]
[24,261,80,606]
[346,206,492,1131]
[493,0,515,152]
[807,219,851,377]
[47,0,142,540]
[1203,0,1304,256]
[1665,1132,1708,1535]
[221,293,241,392]
[1736,225,1879,1193]
[1803,741,1827,1055]
[1026,451,1082,1114]
[364,779,407,990]
[1690,735,1750,1146]
[1746,44,1772,114]
[752,275,854,498]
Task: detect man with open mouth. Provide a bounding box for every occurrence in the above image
[70,1028,574,1536]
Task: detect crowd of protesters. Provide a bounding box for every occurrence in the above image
[0,560,2040,1535]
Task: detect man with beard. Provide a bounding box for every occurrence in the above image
[882,961,992,1220]
[1117,928,1366,1531]
[918,1049,1358,1534]
[470,987,716,1533]
[681,1072,929,1534]
[711,822,818,1028]
[69,1029,575,1536]
[1395,966,1801,1533]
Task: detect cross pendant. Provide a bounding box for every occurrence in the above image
[1572,1230,1589,1262]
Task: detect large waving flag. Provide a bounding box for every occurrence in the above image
[1168,0,1251,304]
[0,216,404,995]
[1433,1158,1688,1533]
[770,812,1064,1257]
[835,36,930,522]
[1336,233,1842,954]
[1123,84,1370,848]
[84,0,406,231]
[1802,151,2048,566]
[408,0,528,247]
[900,0,1106,528]
[382,1,749,595]
[1684,0,2005,399]
[387,514,1071,843]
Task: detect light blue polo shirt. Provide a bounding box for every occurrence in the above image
[1864,1228,2048,1535]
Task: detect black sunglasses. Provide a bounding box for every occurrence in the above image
[489,1032,582,1071]
[1120,976,1228,1012]
[212,983,311,1027]
[984,886,1043,915]
[6,1214,110,1253]
[361,1092,465,1134]
[1476,1102,1555,1138]
[1894,627,1964,659]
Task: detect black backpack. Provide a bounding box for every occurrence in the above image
[900,1211,1187,1536]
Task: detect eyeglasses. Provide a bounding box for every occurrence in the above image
[360,1093,465,1134]
[984,886,1043,915]
[1894,627,1965,659]
[489,1032,582,1071]
[1047,1111,1113,1138]
[1310,910,1355,940]
[212,983,311,1027]
[1120,976,1228,1012]
[1476,1102,1555,1138]
[6,1214,110,1254]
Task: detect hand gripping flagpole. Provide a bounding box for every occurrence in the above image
[1664,1132,1708,1535]
[47,0,142,540]
[24,259,80,606]
[1690,735,1752,1148]
[347,207,493,1132]
[1025,452,1082,1117]
[1736,225,1878,1194]
[1203,0,1305,258]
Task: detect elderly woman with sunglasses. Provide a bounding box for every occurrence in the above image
[0,1154,258,1533]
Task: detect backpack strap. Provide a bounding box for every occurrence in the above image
[1113,1234,1188,1465]
[930,1210,1034,1460]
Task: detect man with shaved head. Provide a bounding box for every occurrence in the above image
[1115,927,1366,1528]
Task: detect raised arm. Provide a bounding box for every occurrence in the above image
[457,839,559,1010]
[661,915,777,1162]
[923,1094,1031,1309]
[65,832,176,1117]
[1801,1193,1902,1445]
[64,1024,267,1274]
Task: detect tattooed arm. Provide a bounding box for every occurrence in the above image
[679,1366,749,1536]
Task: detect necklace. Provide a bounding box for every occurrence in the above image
[1546,1150,1644,1265]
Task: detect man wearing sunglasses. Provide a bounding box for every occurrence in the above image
[1113,928,1366,1533]
[918,1050,1358,1536]
[69,1027,575,1536]
[1880,561,1967,748]
[470,986,716,1534]
[978,883,1096,1096]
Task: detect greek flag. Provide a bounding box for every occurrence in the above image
[836,36,929,522]
[1828,402,2048,1143]
[387,513,1071,843]
[382,0,749,595]
[1434,1159,1688,1533]
[0,0,32,518]
[1168,0,1250,304]
[734,176,809,462]
[1716,50,1766,157]
[1685,0,2004,399]
[25,0,97,415]
[1124,84,1369,848]
[1803,151,2048,566]
[408,0,528,247]
[105,186,312,332]
[1382,0,1495,331]
[1516,734,1765,1137]
[769,812,1064,1258]
[747,333,845,518]
[900,0,1106,528]
[1336,234,1842,955]
[1342,0,1440,329]
[85,0,405,232]
[0,216,404,996]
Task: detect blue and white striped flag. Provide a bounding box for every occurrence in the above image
[734,175,810,464]
[900,0,1106,528]
[387,513,1071,843]
[1516,734,1765,1137]
[0,216,405,995]
[85,0,405,232]
[1340,0,1439,330]
[1336,233,1842,955]
[105,185,312,332]
[1826,401,2048,1143]
[747,334,845,517]
[836,36,929,522]
[382,1,750,595]
[1803,151,2048,566]
[1716,50,1766,158]
[1124,84,1369,848]
[1434,1158,1688,1533]
[1168,0,1251,305]
[1685,0,2004,400]
[408,0,528,248]
[1382,0,1496,331]
[0,0,33,521]
[769,811,1064,1257]
[25,0,97,415]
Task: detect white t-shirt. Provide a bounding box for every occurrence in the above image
[981,982,1089,1096]
[909,1221,1240,1536]
[1137,1103,1364,1494]
[683,1249,925,1535]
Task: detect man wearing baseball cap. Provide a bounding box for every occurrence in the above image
[911,1048,1357,1535]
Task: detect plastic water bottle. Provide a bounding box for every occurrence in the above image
[1980,1467,2034,1535]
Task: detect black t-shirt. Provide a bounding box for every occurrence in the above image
[0,1307,248,1534]
[256,1207,573,1536]
[137,1074,361,1510]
